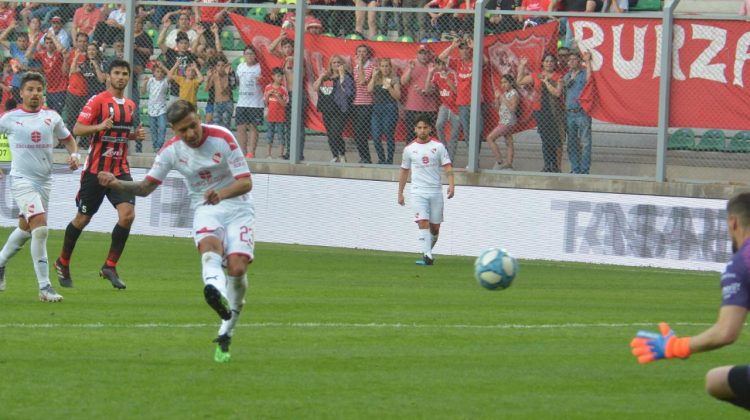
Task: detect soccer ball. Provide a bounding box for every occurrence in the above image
[474,248,518,290]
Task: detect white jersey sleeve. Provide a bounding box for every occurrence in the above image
[145,137,177,184]
[52,111,71,140]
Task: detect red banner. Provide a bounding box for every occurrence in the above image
[573,17,750,130]
[229,13,559,139]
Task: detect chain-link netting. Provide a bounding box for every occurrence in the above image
[0,1,746,182]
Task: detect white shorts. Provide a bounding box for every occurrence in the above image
[193,198,256,261]
[411,192,444,224]
[10,176,50,221]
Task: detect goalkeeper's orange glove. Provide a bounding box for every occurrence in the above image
[630,322,691,364]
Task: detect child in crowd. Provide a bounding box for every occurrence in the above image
[487,74,520,170]
[263,67,289,159]
[168,61,204,106]
[141,61,170,151]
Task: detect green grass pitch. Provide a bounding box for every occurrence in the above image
[0,227,748,419]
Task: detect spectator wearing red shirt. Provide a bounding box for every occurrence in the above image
[27,29,66,116]
[518,0,560,26]
[72,3,103,39]
[263,67,289,159]
[400,45,440,135]
[193,0,229,49]
[0,2,16,33]
[424,58,460,159]
[424,0,458,38]
[62,32,90,142]
[437,37,491,161]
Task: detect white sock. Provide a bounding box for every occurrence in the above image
[219,274,248,337]
[29,226,50,288]
[0,227,31,267]
[431,233,439,250]
[201,252,227,297]
[419,229,432,259]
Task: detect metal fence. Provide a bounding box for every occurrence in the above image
[3,0,747,184]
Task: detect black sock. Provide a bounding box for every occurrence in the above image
[105,224,130,267]
[60,222,83,263]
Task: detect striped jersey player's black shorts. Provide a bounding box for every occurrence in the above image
[75,171,136,216]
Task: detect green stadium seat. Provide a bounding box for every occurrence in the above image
[691,129,725,152]
[141,106,149,127]
[147,28,158,46]
[727,131,750,153]
[220,30,235,50]
[231,56,245,71]
[667,128,695,151]
[247,7,268,22]
[630,0,662,11]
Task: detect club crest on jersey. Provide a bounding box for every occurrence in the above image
[422,156,429,164]
[431,148,436,154]
[44,118,51,126]
[198,170,211,180]
[31,131,41,143]
[27,203,35,214]
[212,153,221,163]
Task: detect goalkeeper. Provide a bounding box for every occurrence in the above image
[630,192,750,410]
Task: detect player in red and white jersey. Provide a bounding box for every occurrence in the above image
[98,100,254,363]
[0,72,79,302]
[398,115,455,266]
[54,59,146,290]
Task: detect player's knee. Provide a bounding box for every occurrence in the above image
[706,366,739,400]
[118,212,135,227]
[31,226,48,240]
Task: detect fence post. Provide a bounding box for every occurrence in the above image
[655,0,680,182]
[123,0,137,99]
[467,0,487,172]
[288,0,308,164]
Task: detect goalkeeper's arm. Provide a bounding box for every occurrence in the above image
[631,305,747,364]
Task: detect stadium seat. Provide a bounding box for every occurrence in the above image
[691,129,725,152]
[630,0,662,11]
[220,30,235,50]
[147,28,158,46]
[727,131,750,153]
[231,56,245,71]
[247,7,268,22]
[667,128,695,150]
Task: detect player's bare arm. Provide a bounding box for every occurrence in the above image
[444,164,455,199]
[688,305,747,353]
[97,171,159,197]
[398,168,409,206]
[204,177,252,205]
[73,118,113,137]
[60,136,80,171]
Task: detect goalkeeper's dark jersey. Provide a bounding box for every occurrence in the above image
[721,238,750,308]
[77,90,137,176]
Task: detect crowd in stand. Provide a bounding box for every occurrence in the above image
[0,1,603,173]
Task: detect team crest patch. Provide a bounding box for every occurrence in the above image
[31,131,41,143]
[44,118,51,126]
[199,170,211,180]
[431,148,436,154]
[212,153,221,163]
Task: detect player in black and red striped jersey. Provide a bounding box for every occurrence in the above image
[54,59,146,290]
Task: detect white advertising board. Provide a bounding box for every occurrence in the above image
[0,168,728,272]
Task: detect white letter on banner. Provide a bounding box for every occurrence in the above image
[611,24,647,80]
[653,24,686,80]
[689,24,727,83]
[572,20,604,71]
[734,32,750,87]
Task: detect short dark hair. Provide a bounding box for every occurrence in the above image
[728,193,750,228]
[16,33,28,41]
[271,67,284,76]
[108,59,131,75]
[414,113,433,128]
[76,32,88,41]
[166,99,196,125]
[20,71,46,90]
